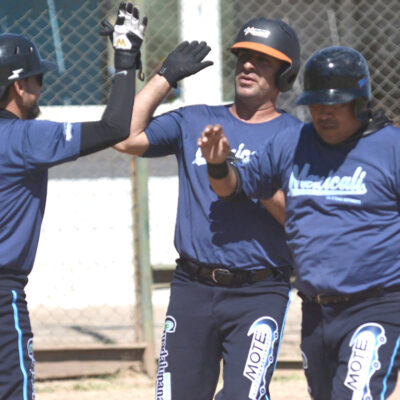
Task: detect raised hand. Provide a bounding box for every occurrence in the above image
[100,2,147,71]
[158,41,213,87]
[197,124,230,165]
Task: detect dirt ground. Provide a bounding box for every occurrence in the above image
[35,368,400,399]
[35,369,308,399]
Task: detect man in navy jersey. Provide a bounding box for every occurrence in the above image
[199,46,400,399]
[114,17,301,400]
[0,3,146,399]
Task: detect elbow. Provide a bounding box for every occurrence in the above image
[113,140,128,153]
[210,182,236,199]
[101,118,130,142]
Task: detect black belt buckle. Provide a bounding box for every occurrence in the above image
[211,268,232,284]
[315,293,351,305]
[315,294,324,304]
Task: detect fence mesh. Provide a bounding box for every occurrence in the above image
[1,0,399,348]
[2,0,398,118]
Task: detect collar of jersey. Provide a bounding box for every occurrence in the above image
[0,109,19,119]
[359,111,392,138]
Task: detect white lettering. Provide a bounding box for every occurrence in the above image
[156,316,176,400]
[243,26,271,39]
[288,164,367,197]
[63,122,73,142]
[344,323,386,399]
[243,317,278,400]
[193,143,255,166]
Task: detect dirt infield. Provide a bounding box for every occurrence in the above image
[33,291,400,399]
[35,369,400,399]
[35,369,308,399]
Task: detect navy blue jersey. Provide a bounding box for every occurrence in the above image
[143,104,302,270]
[0,112,81,278]
[237,122,400,294]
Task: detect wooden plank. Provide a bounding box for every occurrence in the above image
[276,360,303,369]
[36,360,142,380]
[34,344,146,380]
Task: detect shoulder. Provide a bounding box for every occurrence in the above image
[178,104,229,118]
[278,111,303,127]
[15,118,73,130]
[153,104,232,128]
[0,118,63,137]
[256,112,303,143]
[379,124,400,137]
[361,123,400,145]
[153,104,215,120]
[271,119,306,145]
[258,122,305,163]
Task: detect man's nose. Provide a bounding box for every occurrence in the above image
[318,105,334,117]
[241,57,256,70]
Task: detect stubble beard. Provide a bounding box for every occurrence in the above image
[25,101,41,120]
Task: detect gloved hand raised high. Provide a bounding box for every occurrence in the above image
[100,2,147,73]
[158,41,213,88]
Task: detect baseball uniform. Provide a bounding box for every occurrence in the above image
[236,115,400,399]
[144,104,302,400]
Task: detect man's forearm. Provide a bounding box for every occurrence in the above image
[260,190,286,226]
[115,40,212,155]
[114,74,171,154]
[130,74,171,135]
[80,68,136,156]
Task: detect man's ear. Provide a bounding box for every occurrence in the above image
[12,79,26,98]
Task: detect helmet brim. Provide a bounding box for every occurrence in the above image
[295,89,359,106]
[230,42,293,64]
[21,59,58,81]
[39,59,58,73]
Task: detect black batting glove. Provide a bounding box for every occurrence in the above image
[100,2,147,76]
[158,41,213,88]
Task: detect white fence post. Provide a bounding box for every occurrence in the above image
[179,0,222,105]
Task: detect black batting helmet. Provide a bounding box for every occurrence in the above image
[0,33,57,99]
[230,18,300,92]
[296,46,371,117]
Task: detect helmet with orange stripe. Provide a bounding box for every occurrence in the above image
[230,18,300,92]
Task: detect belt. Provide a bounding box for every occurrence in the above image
[298,285,400,305]
[177,258,275,286]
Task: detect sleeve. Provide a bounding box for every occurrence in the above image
[79,67,136,156]
[235,140,278,200]
[16,119,81,170]
[141,109,183,157]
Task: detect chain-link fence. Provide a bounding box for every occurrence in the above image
[1,0,399,350]
[2,0,399,115]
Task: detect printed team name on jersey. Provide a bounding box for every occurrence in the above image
[344,323,386,399]
[243,316,279,400]
[288,164,367,197]
[192,143,255,166]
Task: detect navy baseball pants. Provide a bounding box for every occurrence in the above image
[155,266,291,400]
[0,288,35,400]
[301,291,400,399]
